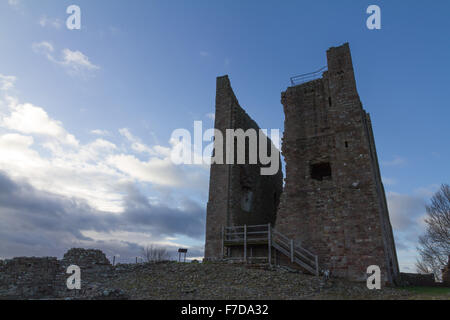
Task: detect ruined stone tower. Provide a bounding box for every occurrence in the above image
[276,43,399,283]
[204,44,399,284]
[204,76,283,260]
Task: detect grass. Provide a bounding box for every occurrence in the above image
[397,286,450,300]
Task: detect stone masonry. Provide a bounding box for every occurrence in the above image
[276,43,399,284]
[204,76,283,260]
[205,43,400,285]
[0,248,114,299]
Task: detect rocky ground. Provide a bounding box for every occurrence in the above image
[64,261,449,300]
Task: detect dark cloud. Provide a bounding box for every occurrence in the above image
[0,171,205,261]
[122,185,205,239]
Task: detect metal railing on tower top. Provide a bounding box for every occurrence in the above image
[290,66,327,86]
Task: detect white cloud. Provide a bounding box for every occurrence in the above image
[1,102,79,146]
[0,75,209,212]
[0,78,124,211]
[119,128,170,156]
[32,41,54,54]
[200,51,210,57]
[8,0,20,7]
[0,133,124,212]
[91,129,110,136]
[0,74,17,91]
[0,74,209,260]
[32,41,99,77]
[382,177,396,186]
[61,48,100,72]
[107,154,184,187]
[38,16,63,29]
[0,134,44,169]
[0,133,33,149]
[382,155,406,167]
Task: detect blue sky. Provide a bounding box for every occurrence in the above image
[0,0,449,271]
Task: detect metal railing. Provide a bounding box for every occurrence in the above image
[222,224,319,276]
[272,229,318,275]
[223,224,269,243]
[290,66,327,86]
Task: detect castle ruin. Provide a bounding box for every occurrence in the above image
[204,43,400,284]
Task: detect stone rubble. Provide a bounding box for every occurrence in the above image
[1,249,447,300]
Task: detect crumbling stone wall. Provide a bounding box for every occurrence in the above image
[0,257,59,299]
[0,248,113,299]
[204,76,283,260]
[55,248,113,298]
[60,248,111,273]
[275,43,399,284]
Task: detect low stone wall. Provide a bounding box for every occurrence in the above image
[60,248,112,281]
[400,272,435,287]
[0,257,59,298]
[0,248,117,299]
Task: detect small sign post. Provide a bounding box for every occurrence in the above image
[178,248,188,262]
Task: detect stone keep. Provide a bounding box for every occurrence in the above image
[204,76,283,260]
[276,43,399,283]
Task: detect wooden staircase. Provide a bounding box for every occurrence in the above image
[222,224,319,276]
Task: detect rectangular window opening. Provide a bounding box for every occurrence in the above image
[310,162,332,181]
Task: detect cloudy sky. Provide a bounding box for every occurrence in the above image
[0,1,449,270]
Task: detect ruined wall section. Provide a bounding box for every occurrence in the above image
[204,76,283,260]
[0,257,59,298]
[204,76,235,260]
[276,43,399,283]
[0,249,112,299]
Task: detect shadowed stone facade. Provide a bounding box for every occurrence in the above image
[276,43,399,283]
[205,43,400,285]
[204,76,283,260]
